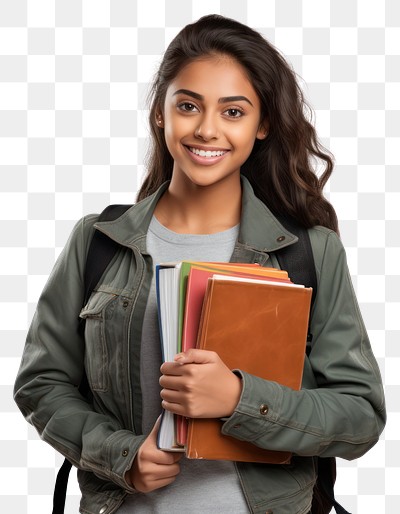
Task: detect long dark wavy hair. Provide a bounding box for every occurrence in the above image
[137,14,338,233]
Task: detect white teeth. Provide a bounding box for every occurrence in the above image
[189,147,226,158]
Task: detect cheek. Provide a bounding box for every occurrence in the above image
[163,133,177,160]
[164,116,188,145]
[230,125,259,152]
[231,119,260,140]
[163,123,180,154]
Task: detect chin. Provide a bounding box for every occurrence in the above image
[187,173,238,189]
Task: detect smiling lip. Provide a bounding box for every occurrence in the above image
[184,145,230,164]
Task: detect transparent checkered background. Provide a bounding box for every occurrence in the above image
[0,1,398,512]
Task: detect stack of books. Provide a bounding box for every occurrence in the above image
[156,261,312,464]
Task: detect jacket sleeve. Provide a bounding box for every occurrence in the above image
[222,228,386,460]
[13,215,144,491]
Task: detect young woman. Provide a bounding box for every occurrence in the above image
[14,15,385,514]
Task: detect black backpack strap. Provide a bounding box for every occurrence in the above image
[314,457,351,514]
[312,457,351,514]
[83,204,133,305]
[52,459,72,514]
[274,217,350,514]
[274,215,317,350]
[273,215,317,306]
[52,204,132,514]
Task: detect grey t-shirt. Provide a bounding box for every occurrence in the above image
[117,216,249,513]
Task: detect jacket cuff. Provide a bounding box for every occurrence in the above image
[221,370,283,442]
[82,430,146,492]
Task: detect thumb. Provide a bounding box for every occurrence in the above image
[148,415,161,440]
[174,348,217,365]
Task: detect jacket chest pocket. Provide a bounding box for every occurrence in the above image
[80,291,120,392]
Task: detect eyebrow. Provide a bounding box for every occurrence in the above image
[172,89,254,107]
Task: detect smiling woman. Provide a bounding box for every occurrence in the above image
[14,13,385,514]
[151,56,268,234]
[164,57,267,175]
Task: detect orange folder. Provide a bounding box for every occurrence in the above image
[185,276,312,463]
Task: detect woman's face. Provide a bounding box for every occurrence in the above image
[161,55,268,190]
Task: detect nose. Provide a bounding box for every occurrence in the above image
[194,112,219,141]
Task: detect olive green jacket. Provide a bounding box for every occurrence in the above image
[14,178,386,514]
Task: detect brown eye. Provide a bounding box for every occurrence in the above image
[225,108,243,118]
[178,102,198,112]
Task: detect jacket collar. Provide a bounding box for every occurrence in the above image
[94,176,298,255]
[94,181,169,252]
[238,176,298,252]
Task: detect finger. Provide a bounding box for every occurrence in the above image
[135,462,181,493]
[174,349,217,365]
[142,417,185,463]
[160,387,185,405]
[150,415,161,431]
[161,399,186,416]
[159,374,178,388]
[160,361,186,375]
[147,415,162,442]
[142,437,183,465]
[156,461,181,478]
[157,452,183,465]
[160,373,190,390]
[153,447,184,465]
[147,458,182,477]
[142,416,170,458]
[151,463,182,484]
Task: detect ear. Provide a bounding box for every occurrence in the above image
[155,113,164,128]
[256,119,269,140]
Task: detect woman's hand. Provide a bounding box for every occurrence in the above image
[159,349,242,419]
[125,417,183,493]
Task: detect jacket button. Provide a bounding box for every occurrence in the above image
[260,404,269,415]
[122,449,129,457]
[99,507,107,514]
[277,235,285,243]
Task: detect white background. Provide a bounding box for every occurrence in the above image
[0,1,398,512]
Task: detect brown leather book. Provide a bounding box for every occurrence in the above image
[186,276,312,463]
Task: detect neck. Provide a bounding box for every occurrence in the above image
[154,174,242,234]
